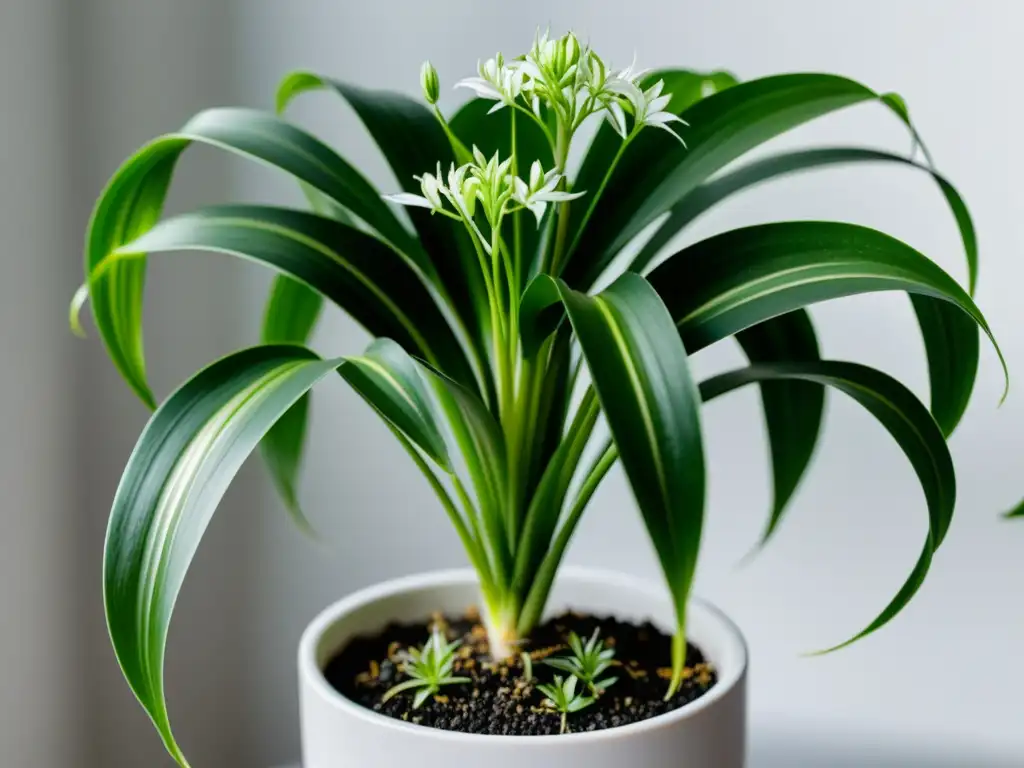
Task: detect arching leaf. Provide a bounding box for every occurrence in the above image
[565,73,924,288]
[700,359,954,651]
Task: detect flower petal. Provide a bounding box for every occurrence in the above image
[538,189,587,203]
[382,192,435,209]
[454,77,502,101]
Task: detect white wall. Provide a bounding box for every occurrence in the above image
[0,1,81,765]
[235,1,1024,764]
[66,1,258,766]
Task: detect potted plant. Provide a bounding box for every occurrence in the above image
[74,29,1007,768]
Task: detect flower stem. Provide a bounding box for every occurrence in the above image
[564,130,636,265]
[546,123,573,276]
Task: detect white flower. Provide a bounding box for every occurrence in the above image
[383,164,447,212]
[629,79,688,144]
[612,54,650,87]
[455,55,524,113]
[445,162,482,218]
[511,160,586,225]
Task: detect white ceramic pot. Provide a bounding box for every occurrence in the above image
[298,567,748,768]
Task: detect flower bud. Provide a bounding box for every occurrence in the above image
[420,61,440,105]
[561,32,581,69]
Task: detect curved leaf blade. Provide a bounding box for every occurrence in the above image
[557,273,705,692]
[629,147,981,437]
[647,222,1006,397]
[110,205,476,390]
[342,339,450,469]
[699,360,955,650]
[81,107,417,406]
[105,345,338,766]
[566,73,922,288]
[260,279,325,528]
[105,341,456,766]
[733,311,825,544]
[629,147,978,295]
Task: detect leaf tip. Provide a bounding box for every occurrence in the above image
[69,283,90,338]
[1002,499,1024,519]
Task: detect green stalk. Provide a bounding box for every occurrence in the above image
[387,425,495,600]
[433,105,474,165]
[666,629,687,700]
[546,123,573,276]
[510,389,602,603]
[451,473,492,581]
[517,441,618,636]
[563,130,636,265]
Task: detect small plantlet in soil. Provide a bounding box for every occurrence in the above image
[327,609,717,736]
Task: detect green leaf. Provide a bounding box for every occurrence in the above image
[260,278,324,528]
[519,274,566,358]
[277,72,490,356]
[340,339,450,470]
[105,345,341,766]
[80,107,421,406]
[105,341,459,766]
[107,204,477,390]
[565,73,924,288]
[699,360,955,650]
[629,147,978,294]
[420,363,510,580]
[1004,499,1024,519]
[647,222,1006,399]
[629,147,981,437]
[259,87,358,525]
[556,273,705,694]
[733,312,825,544]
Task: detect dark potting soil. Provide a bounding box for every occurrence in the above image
[325,608,718,736]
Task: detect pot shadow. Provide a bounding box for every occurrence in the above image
[751,727,1021,767]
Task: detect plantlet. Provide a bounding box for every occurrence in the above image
[542,629,617,694]
[537,674,595,734]
[381,629,471,709]
[73,25,1010,766]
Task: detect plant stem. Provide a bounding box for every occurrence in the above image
[516,440,618,637]
[563,131,636,266]
[546,123,573,276]
[666,628,687,701]
[387,425,495,599]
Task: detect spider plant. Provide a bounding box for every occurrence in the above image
[542,629,617,694]
[537,674,596,734]
[73,29,1007,766]
[381,629,470,709]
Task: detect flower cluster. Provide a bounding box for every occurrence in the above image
[384,150,583,238]
[455,30,686,143]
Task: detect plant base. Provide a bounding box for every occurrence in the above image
[299,568,747,768]
[327,609,717,735]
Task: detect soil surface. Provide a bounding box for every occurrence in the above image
[326,608,718,736]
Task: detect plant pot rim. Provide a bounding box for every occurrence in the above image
[298,566,748,746]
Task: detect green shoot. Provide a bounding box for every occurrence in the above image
[381,629,471,709]
[542,628,618,694]
[536,674,596,734]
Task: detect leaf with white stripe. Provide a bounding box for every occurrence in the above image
[556,273,706,698]
[105,342,454,766]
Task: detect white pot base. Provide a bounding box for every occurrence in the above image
[299,568,748,768]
